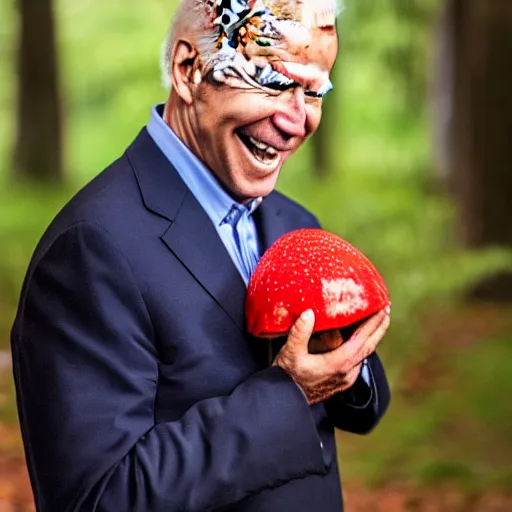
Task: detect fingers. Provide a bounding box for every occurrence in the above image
[329,309,390,372]
[343,362,362,390]
[352,308,389,341]
[286,310,316,355]
[371,310,391,345]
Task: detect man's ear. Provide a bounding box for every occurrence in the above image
[171,40,200,105]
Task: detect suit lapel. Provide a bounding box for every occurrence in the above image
[161,193,247,329]
[127,129,247,330]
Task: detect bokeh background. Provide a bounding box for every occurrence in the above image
[1,0,512,510]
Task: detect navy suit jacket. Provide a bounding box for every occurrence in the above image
[11,129,390,511]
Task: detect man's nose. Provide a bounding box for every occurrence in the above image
[272,87,307,138]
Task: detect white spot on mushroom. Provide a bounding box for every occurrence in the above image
[322,278,368,318]
[273,302,290,326]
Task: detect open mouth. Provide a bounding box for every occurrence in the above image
[237,132,280,166]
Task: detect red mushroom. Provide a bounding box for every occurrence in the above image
[246,229,391,353]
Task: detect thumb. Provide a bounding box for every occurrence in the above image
[286,309,315,353]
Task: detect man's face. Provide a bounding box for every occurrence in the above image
[183,0,338,201]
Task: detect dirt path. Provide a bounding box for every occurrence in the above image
[344,484,512,512]
[0,353,10,372]
[0,458,34,512]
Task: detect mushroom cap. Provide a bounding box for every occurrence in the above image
[246,228,390,337]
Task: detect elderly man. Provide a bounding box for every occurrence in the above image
[11,0,390,510]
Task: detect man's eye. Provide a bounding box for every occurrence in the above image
[264,81,298,92]
[304,90,323,98]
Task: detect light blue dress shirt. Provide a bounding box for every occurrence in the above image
[146,105,261,285]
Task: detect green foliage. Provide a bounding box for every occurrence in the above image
[342,0,442,112]
[59,0,176,182]
[454,338,512,429]
[415,459,477,489]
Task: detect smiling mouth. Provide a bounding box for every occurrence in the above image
[237,132,280,165]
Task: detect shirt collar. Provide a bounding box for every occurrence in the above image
[221,196,263,227]
[147,105,262,227]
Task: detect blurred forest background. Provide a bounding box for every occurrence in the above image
[1,0,512,510]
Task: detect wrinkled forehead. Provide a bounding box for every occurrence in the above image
[203,0,340,92]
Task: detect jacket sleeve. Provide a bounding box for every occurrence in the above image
[11,222,327,512]
[324,352,391,435]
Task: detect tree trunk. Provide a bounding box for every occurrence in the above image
[451,0,512,301]
[14,0,64,183]
[431,0,455,190]
[452,0,512,247]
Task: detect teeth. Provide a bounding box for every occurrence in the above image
[265,146,277,157]
[248,135,269,151]
[247,136,279,159]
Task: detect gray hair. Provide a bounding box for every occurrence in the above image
[160,0,217,89]
[160,0,345,89]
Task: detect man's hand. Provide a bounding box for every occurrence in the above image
[274,308,391,405]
